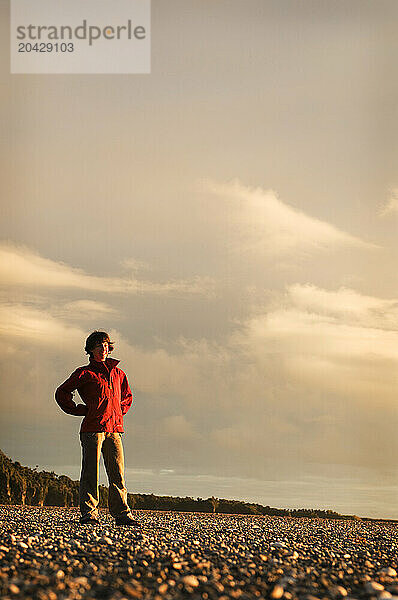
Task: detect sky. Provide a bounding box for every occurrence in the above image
[1,0,398,519]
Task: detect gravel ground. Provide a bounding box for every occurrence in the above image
[0,506,398,600]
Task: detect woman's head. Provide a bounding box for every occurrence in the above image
[85,331,114,361]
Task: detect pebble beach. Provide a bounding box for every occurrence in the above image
[0,506,397,600]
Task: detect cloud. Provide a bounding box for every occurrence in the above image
[0,242,215,297]
[379,189,398,217]
[58,300,116,318]
[0,303,84,347]
[121,257,152,272]
[2,280,398,492]
[287,283,398,329]
[5,283,398,411]
[161,415,201,442]
[238,284,398,400]
[247,307,398,363]
[204,179,376,255]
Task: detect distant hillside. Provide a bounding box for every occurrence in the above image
[0,449,355,519]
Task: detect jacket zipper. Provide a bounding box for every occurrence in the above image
[102,362,114,431]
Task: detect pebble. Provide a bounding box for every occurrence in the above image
[8,584,20,594]
[271,584,284,598]
[333,586,348,597]
[381,568,398,577]
[182,575,200,588]
[365,581,385,593]
[101,536,113,545]
[272,541,286,548]
[1,506,398,599]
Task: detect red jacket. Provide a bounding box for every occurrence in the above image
[55,357,133,433]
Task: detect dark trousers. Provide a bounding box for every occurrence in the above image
[79,432,131,519]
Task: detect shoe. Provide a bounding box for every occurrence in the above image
[115,514,140,526]
[79,516,100,525]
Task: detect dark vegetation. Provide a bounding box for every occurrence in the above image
[0,449,356,519]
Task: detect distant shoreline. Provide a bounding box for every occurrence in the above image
[0,449,390,522]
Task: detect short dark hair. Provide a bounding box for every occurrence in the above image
[85,331,114,356]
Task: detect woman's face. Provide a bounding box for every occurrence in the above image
[92,341,109,362]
